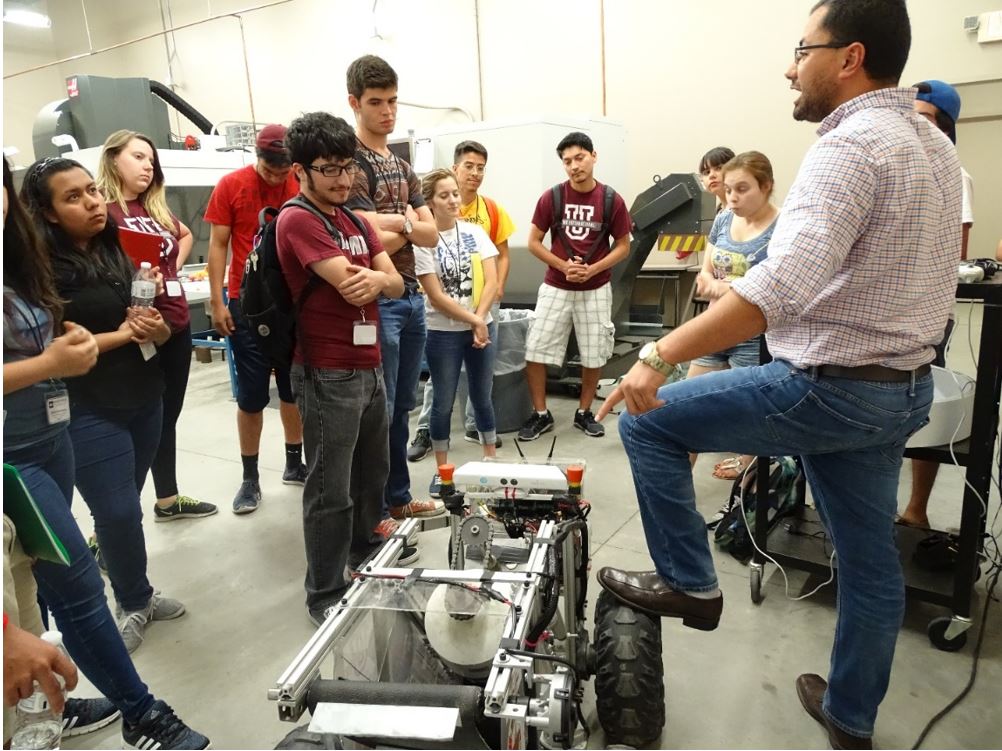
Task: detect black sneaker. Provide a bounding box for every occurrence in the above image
[62,697,121,737]
[154,495,218,522]
[232,479,261,514]
[464,429,502,448]
[407,428,432,462]
[429,473,442,499]
[87,535,108,575]
[573,409,605,437]
[705,500,733,530]
[518,411,555,441]
[122,699,210,750]
[282,463,308,486]
[308,603,339,628]
[398,545,420,566]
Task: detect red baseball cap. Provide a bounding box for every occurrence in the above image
[255,124,288,155]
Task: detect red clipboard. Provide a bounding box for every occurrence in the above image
[118,226,164,269]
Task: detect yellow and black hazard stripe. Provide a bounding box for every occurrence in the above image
[654,234,706,255]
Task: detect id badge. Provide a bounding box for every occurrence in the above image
[45,389,71,425]
[165,280,182,297]
[353,321,378,346]
[139,341,157,361]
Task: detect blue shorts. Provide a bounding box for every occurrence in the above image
[691,337,762,369]
[228,299,294,413]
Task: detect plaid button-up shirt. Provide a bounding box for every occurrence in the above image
[733,88,962,370]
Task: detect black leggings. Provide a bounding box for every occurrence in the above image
[151,325,192,499]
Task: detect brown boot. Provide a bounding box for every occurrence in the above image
[596,567,722,630]
[796,674,872,750]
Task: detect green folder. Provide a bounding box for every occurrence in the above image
[3,463,70,565]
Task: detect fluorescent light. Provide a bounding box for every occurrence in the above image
[3,9,52,28]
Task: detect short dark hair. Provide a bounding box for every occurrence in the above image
[556,131,594,157]
[453,140,488,164]
[256,147,291,168]
[811,0,910,84]
[698,147,735,175]
[346,55,398,99]
[285,112,356,167]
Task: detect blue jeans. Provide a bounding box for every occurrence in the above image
[617,359,933,738]
[291,366,386,610]
[5,431,155,724]
[378,292,426,511]
[68,402,163,612]
[425,324,497,451]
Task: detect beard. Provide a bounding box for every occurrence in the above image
[793,76,839,123]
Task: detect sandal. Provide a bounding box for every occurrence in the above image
[712,455,752,480]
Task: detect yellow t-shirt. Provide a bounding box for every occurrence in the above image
[459,195,516,246]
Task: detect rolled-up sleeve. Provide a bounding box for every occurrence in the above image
[731,134,876,329]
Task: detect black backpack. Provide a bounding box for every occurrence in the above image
[239,197,368,371]
[550,183,617,263]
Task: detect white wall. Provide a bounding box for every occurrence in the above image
[4,0,1001,252]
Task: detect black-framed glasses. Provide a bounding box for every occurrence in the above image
[307,161,360,178]
[793,41,853,63]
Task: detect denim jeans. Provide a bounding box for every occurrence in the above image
[151,324,192,498]
[617,359,933,738]
[378,292,427,510]
[291,365,387,610]
[424,323,497,451]
[68,402,162,612]
[5,431,155,724]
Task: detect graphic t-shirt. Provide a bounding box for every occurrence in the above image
[106,199,189,332]
[414,221,499,332]
[531,181,632,291]
[706,209,777,281]
[460,195,516,246]
[203,164,300,297]
[276,202,385,369]
[345,141,426,284]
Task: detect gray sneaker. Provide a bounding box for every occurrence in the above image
[117,592,186,654]
[232,479,261,514]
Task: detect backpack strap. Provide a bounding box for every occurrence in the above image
[550,184,564,251]
[354,150,379,203]
[482,196,500,244]
[577,184,617,264]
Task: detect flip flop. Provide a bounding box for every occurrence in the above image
[712,456,751,480]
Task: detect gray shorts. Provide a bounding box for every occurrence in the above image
[691,336,762,369]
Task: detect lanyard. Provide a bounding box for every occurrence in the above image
[437,225,463,269]
[361,143,406,213]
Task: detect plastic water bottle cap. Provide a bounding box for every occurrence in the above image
[140,262,152,270]
[39,631,63,648]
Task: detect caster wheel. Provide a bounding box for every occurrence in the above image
[750,566,764,604]
[927,616,967,652]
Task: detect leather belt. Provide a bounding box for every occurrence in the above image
[807,363,931,382]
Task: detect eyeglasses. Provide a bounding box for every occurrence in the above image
[793,41,853,63]
[307,161,361,178]
[459,163,486,175]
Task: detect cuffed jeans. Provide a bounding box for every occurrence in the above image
[291,365,386,611]
[424,323,497,452]
[69,402,162,612]
[617,359,933,738]
[5,431,155,724]
[378,292,427,511]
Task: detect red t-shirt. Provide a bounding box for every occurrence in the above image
[531,181,632,291]
[276,202,385,369]
[203,164,300,298]
[106,199,190,332]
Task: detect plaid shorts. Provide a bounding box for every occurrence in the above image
[525,282,615,368]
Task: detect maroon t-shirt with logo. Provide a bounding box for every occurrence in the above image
[276,202,385,369]
[530,181,632,291]
[106,199,191,332]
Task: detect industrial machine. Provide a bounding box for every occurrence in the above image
[269,457,666,749]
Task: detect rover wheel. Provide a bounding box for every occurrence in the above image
[593,590,665,747]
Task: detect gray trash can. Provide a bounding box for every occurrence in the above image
[492,309,534,434]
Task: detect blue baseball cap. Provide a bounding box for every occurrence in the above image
[914,80,961,124]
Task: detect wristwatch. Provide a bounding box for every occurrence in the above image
[638,341,676,378]
[402,218,413,237]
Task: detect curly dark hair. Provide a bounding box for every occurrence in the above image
[346,55,398,99]
[3,158,64,327]
[285,112,357,168]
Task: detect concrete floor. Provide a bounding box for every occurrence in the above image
[64,301,1000,749]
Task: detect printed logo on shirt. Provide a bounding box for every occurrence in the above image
[345,234,368,258]
[563,205,602,241]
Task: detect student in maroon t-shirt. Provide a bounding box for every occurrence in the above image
[98,130,218,522]
[276,112,406,625]
[204,124,307,515]
[520,131,632,442]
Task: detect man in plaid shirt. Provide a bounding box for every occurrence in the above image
[596,0,961,748]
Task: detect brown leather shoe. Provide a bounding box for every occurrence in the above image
[596,567,722,631]
[796,674,872,750]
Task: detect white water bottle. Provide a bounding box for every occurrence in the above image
[130,262,156,308]
[10,631,67,750]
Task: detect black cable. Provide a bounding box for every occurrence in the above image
[911,565,1000,749]
[504,648,579,681]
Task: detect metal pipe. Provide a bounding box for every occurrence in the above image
[234,13,258,129]
[3,0,293,79]
[79,0,93,52]
[474,0,485,120]
[599,0,607,116]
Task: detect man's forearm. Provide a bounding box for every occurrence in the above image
[527,240,566,272]
[207,240,228,305]
[657,291,767,365]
